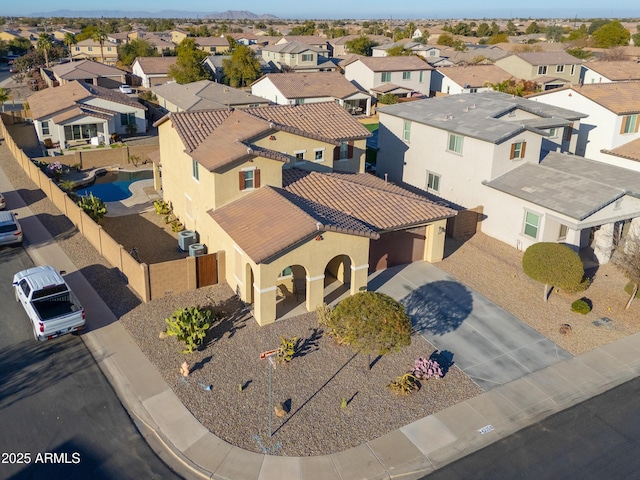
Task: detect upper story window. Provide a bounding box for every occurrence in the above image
[239,168,260,191]
[41,121,50,135]
[295,98,305,105]
[570,65,575,76]
[429,50,436,56]
[334,141,353,161]
[621,114,639,134]
[403,120,411,142]
[555,65,564,73]
[448,133,463,154]
[301,53,313,62]
[510,141,526,160]
[402,71,411,80]
[314,148,325,162]
[548,127,558,138]
[381,72,391,82]
[427,171,440,192]
[120,112,136,126]
[192,159,199,180]
[537,65,547,75]
[88,46,93,52]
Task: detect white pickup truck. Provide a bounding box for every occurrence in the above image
[13,266,85,341]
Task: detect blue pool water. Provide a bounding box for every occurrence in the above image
[76,170,154,202]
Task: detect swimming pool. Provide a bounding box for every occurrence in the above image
[76,170,154,202]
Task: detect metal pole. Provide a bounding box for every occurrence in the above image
[268,359,273,437]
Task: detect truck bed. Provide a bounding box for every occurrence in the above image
[33,293,81,322]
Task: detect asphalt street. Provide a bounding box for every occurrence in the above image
[0,245,183,480]
[423,375,640,480]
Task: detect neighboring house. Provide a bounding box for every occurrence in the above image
[170,29,189,45]
[482,152,640,260]
[132,57,176,88]
[432,64,514,95]
[154,102,453,325]
[371,42,441,60]
[29,80,146,147]
[51,28,80,42]
[72,39,119,65]
[329,35,390,57]
[528,81,640,169]
[343,56,433,97]
[0,29,23,43]
[261,41,337,73]
[376,92,587,246]
[152,80,269,113]
[581,60,640,84]
[194,36,230,55]
[496,51,582,89]
[202,55,276,83]
[43,59,127,89]
[275,35,332,56]
[437,45,510,65]
[227,32,259,46]
[139,34,176,54]
[251,72,372,115]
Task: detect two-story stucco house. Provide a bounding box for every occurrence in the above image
[194,36,230,55]
[260,41,337,73]
[375,92,616,253]
[496,51,582,90]
[154,102,454,325]
[72,39,119,65]
[344,56,433,97]
[251,72,372,115]
[528,81,640,170]
[29,80,146,148]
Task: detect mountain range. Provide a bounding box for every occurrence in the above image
[27,9,278,19]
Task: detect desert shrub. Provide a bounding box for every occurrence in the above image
[327,291,412,355]
[571,298,591,314]
[277,336,297,363]
[522,243,585,301]
[387,373,420,395]
[153,199,171,215]
[77,193,107,223]
[411,357,443,380]
[315,302,333,329]
[165,306,212,354]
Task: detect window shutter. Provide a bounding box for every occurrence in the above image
[635,116,639,133]
[620,116,627,134]
[347,141,354,159]
[521,142,526,158]
[333,146,340,161]
[239,171,245,190]
[510,143,516,160]
[254,169,260,188]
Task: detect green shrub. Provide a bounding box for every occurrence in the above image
[327,292,411,355]
[378,93,398,105]
[277,336,297,363]
[522,243,585,301]
[77,193,107,223]
[387,373,420,395]
[624,281,640,298]
[571,298,591,314]
[59,179,75,192]
[165,307,212,354]
[154,199,171,215]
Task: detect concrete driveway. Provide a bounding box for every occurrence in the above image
[369,262,571,391]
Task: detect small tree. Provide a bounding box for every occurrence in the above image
[37,33,52,68]
[323,292,412,367]
[612,237,640,309]
[592,21,631,48]
[168,38,211,84]
[344,35,379,56]
[522,243,585,302]
[221,45,261,88]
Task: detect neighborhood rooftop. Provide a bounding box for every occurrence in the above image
[584,60,640,81]
[151,80,268,111]
[356,56,433,72]
[531,81,640,115]
[378,91,587,144]
[255,72,365,100]
[484,151,640,221]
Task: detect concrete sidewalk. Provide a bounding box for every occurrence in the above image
[3,166,640,479]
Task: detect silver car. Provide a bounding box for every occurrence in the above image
[0,211,22,246]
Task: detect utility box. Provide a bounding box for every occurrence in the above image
[178,230,198,251]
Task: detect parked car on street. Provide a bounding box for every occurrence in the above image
[13,266,85,341]
[0,211,22,246]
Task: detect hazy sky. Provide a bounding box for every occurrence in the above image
[6,0,639,19]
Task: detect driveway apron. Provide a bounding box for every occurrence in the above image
[368,262,571,391]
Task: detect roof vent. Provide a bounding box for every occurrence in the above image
[521,186,536,193]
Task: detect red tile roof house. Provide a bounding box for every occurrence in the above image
[154,102,454,325]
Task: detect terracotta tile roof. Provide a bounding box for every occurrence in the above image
[51,59,126,79]
[354,56,433,72]
[255,72,365,100]
[168,109,234,152]
[209,186,378,264]
[370,83,412,94]
[438,64,514,88]
[567,81,640,115]
[134,56,177,74]
[585,61,640,81]
[28,80,144,120]
[602,137,640,163]
[52,105,115,124]
[283,169,455,231]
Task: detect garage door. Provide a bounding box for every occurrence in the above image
[368,227,426,272]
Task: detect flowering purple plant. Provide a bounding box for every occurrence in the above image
[46,161,63,177]
[411,357,443,380]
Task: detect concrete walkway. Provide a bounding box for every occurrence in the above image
[3,164,640,479]
[369,262,572,391]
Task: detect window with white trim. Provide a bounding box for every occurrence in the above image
[301,53,313,62]
[314,148,325,161]
[537,65,547,75]
[427,171,440,192]
[402,71,411,80]
[381,72,391,82]
[510,141,526,160]
[556,65,564,73]
[339,141,349,160]
[294,150,306,162]
[192,159,199,180]
[621,114,639,134]
[570,65,575,75]
[558,224,567,240]
[41,121,50,135]
[448,133,463,154]
[403,120,411,142]
[548,127,558,138]
[242,169,255,189]
[523,211,541,239]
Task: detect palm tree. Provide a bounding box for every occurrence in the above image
[37,32,52,68]
[0,87,10,113]
[64,32,77,61]
[92,28,108,64]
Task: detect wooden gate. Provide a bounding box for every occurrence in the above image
[196,253,218,287]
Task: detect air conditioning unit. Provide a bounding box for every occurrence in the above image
[189,243,206,257]
[178,230,198,251]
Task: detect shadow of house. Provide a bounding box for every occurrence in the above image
[401,280,474,336]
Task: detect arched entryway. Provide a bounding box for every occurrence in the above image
[275,264,307,319]
[324,254,352,305]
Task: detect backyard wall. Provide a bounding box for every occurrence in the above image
[31,144,160,170]
[0,116,218,303]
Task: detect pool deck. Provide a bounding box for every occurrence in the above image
[104,179,160,217]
